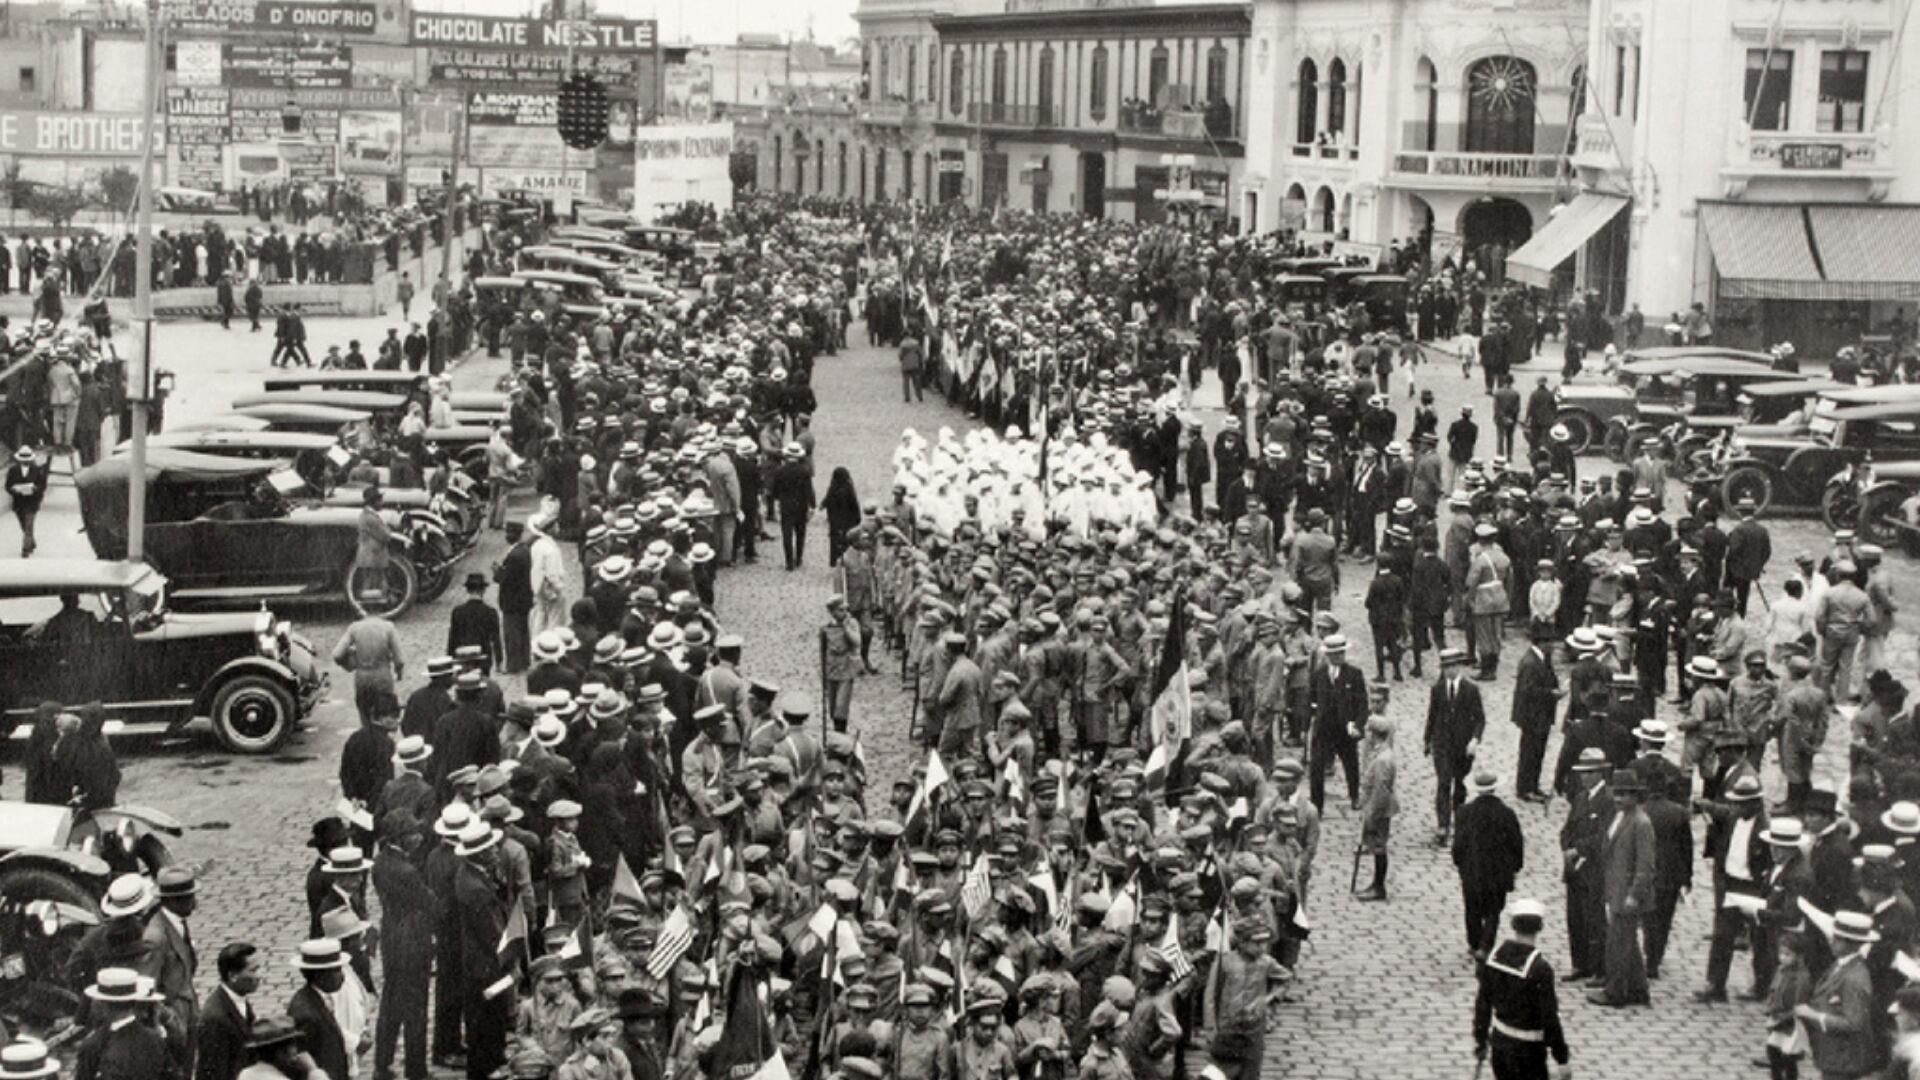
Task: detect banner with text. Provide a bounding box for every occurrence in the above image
[166,86,229,189]
[165,1,379,35]
[0,110,158,157]
[224,43,354,90]
[427,47,638,92]
[466,91,594,171]
[631,122,732,222]
[408,14,655,53]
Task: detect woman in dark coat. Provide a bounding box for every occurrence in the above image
[822,466,862,567]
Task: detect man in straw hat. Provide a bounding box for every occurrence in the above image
[1451,769,1523,959]
[287,939,354,1080]
[74,968,172,1080]
[1587,768,1655,1008]
[1801,910,1881,1077]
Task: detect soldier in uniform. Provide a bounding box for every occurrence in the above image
[1471,898,1572,1080]
[820,595,864,733]
[893,983,951,1080]
[1077,1001,1131,1080]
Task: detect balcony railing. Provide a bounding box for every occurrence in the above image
[1290,142,1359,161]
[965,102,1059,128]
[1119,105,1235,140]
[861,99,921,124]
[1742,131,1881,171]
[1391,150,1565,180]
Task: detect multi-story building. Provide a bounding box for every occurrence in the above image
[1551,0,1919,354]
[1242,0,1587,263]
[929,0,1249,220]
[849,0,967,203]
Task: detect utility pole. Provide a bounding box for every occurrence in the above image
[127,0,160,562]
[441,101,463,283]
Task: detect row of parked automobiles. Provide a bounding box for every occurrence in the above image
[1550,345,1920,552]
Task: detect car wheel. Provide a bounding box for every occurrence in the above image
[1821,483,1861,533]
[1861,487,1911,550]
[210,674,296,754]
[1720,467,1774,515]
[417,561,453,603]
[1559,413,1595,454]
[347,558,418,619]
[0,866,101,990]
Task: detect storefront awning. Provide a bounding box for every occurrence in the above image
[1805,205,1920,301]
[1698,202,1825,299]
[1505,193,1629,288]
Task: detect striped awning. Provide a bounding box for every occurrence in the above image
[1698,202,1823,299]
[1806,205,1920,301]
[1702,201,1920,301]
[1505,193,1629,289]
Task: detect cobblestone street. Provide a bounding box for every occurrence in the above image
[107,322,1884,1079]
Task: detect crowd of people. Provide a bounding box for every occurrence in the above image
[8,191,1920,1080]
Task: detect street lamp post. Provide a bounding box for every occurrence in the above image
[126,0,161,562]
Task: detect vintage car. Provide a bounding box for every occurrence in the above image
[169,414,274,435]
[473,275,605,321]
[0,558,325,753]
[232,389,411,416]
[261,371,428,396]
[1273,274,1327,312]
[1694,399,1920,516]
[1600,359,1805,462]
[1552,347,1777,453]
[129,430,341,486]
[1351,275,1408,332]
[230,402,376,435]
[75,449,455,619]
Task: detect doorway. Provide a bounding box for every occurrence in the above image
[1080,151,1105,218]
[1458,197,1533,272]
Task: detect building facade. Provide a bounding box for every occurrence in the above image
[1547,0,1919,354]
[1243,0,1587,264]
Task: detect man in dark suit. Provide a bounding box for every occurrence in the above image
[1695,773,1774,1002]
[1641,770,1694,980]
[1591,772,1656,1007]
[287,939,351,1080]
[401,657,456,742]
[1560,749,1615,980]
[768,443,817,570]
[1424,649,1486,843]
[494,523,534,675]
[142,867,199,1042]
[447,574,503,675]
[1406,535,1450,677]
[1804,788,1858,920]
[1511,623,1560,802]
[1723,499,1771,616]
[75,968,178,1080]
[431,673,501,800]
[373,811,437,1080]
[452,821,511,1080]
[1452,770,1524,958]
[1308,634,1369,813]
[194,943,260,1080]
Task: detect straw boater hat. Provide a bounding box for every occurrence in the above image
[296,938,347,971]
[85,968,159,1004]
[99,874,156,919]
[0,1040,59,1080]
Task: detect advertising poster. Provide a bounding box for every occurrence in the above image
[409,14,655,53]
[174,40,223,88]
[165,0,380,35]
[467,91,594,171]
[631,122,733,222]
[225,43,353,90]
[340,110,401,174]
[427,47,636,91]
[166,86,229,190]
[0,110,158,156]
[664,63,713,122]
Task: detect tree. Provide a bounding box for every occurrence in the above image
[729,150,757,193]
[23,184,90,233]
[1,162,30,224]
[96,165,139,226]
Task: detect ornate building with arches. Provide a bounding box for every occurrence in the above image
[1242,0,1587,270]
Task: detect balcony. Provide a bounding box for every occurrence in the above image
[1722,130,1893,199]
[1387,150,1566,190]
[1293,142,1359,161]
[965,102,1060,129]
[1119,102,1235,142]
[860,99,921,125]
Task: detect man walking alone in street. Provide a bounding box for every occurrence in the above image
[898,326,925,403]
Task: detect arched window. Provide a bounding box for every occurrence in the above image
[948,48,965,116]
[815,139,825,194]
[1351,62,1362,139]
[1327,58,1347,139]
[1464,55,1537,153]
[1205,43,1229,105]
[1089,44,1109,120]
[1295,59,1318,145]
[1149,44,1170,104]
[902,148,913,199]
[1415,57,1438,151]
[1038,46,1056,121]
[772,135,782,191]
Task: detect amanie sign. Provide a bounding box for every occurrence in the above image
[409,14,657,54]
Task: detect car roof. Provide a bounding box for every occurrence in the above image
[262,371,421,388]
[1355,274,1406,284]
[1624,346,1778,365]
[0,557,162,597]
[1819,385,1920,405]
[170,414,274,434]
[1825,402,1920,423]
[1274,274,1325,284]
[1616,356,1786,378]
[512,269,601,287]
[1741,379,1846,398]
[231,390,409,410]
[233,403,373,423]
[143,430,338,451]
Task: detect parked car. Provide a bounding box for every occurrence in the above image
[231,402,376,435]
[0,558,324,753]
[1601,360,1804,462]
[1552,347,1777,453]
[74,449,455,619]
[1692,399,1920,515]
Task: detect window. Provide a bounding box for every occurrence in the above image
[1037,46,1055,121]
[1819,50,1868,132]
[1351,63,1362,139]
[1612,44,1627,116]
[1567,65,1587,153]
[1464,55,1537,153]
[878,45,889,100]
[1089,44,1109,120]
[1205,43,1228,104]
[1149,44,1170,105]
[1416,57,1438,152]
[17,67,33,94]
[906,45,917,102]
[991,46,1008,112]
[1327,59,1347,138]
[1630,46,1641,120]
[1296,59,1318,145]
[949,48,965,116]
[1744,48,1792,130]
[837,142,847,196]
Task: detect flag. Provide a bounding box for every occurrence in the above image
[1143,743,1172,794]
[558,915,594,969]
[961,855,993,920]
[1149,590,1192,748]
[891,857,915,909]
[1156,918,1194,981]
[905,749,950,824]
[710,953,778,1080]
[497,898,527,960]
[852,733,868,776]
[647,905,696,980]
[611,854,646,910]
[1002,756,1024,803]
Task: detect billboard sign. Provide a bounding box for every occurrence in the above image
[409,14,656,53]
[165,1,379,35]
[631,122,733,222]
